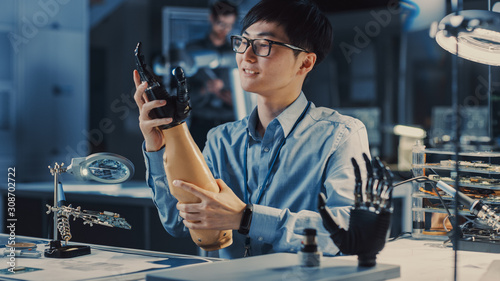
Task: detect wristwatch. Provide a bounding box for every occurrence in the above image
[238,204,253,235]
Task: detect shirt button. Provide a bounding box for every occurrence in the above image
[258,237,263,241]
[263,147,270,152]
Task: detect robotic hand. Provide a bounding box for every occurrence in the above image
[134,42,191,130]
[318,153,394,267]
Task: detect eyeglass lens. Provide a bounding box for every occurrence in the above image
[232,37,271,57]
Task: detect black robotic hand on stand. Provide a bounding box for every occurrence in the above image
[134,42,191,130]
[318,153,394,267]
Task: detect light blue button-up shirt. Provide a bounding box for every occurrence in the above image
[143,92,370,259]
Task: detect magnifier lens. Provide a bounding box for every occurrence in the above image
[87,159,130,181]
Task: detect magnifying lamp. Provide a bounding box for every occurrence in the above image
[433,10,500,66]
[66,153,135,184]
[45,153,134,258]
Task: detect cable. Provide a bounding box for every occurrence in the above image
[388,232,412,242]
[393,176,432,187]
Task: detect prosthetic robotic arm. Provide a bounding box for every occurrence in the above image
[135,42,232,251]
[318,153,394,267]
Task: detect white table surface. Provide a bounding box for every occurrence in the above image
[335,238,499,281]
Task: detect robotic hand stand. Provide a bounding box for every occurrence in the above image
[318,154,394,267]
[45,153,134,258]
[134,42,232,251]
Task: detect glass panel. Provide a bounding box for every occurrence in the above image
[87,159,130,181]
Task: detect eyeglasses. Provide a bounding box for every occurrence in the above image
[230,35,309,57]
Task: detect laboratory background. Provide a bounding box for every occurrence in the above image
[1,0,500,280]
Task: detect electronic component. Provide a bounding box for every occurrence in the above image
[436,181,500,233]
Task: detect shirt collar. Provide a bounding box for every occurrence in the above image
[247,92,308,140]
[276,92,308,138]
[247,105,260,140]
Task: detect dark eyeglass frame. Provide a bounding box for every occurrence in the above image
[230,35,309,57]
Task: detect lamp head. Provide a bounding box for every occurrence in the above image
[434,10,500,66]
[66,153,134,184]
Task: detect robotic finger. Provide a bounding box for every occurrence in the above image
[362,153,374,208]
[352,158,363,208]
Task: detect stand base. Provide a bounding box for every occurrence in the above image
[44,240,91,258]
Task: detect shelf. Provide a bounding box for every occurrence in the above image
[423,149,500,157]
[412,147,500,240]
[415,163,500,175]
[439,179,500,191]
[412,192,500,204]
[411,207,471,216]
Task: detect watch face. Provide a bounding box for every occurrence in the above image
[238,204,253,235]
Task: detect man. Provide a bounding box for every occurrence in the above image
[173,0,238,149]
[133,0,370,259]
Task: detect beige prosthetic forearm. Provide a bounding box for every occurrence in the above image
[162,123,232,251]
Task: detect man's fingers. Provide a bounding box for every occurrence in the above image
[137,100,171,130]
[182,220,203,229]
[141,118,173,129]
[133,81,148,109]
[133,69,142,88]
[133,70,148,106]
[215,179,229,192]
[179,211,202,221]
[173,180,212,200]
[140,99,166,118]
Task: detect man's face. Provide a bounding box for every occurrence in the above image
[236,21,306,97]
[210,14,236,38]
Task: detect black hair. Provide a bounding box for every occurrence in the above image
[210,0,238,19]
[241,0,333,65]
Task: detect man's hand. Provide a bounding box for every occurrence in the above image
[133,70,173,152]
[174,179,246,230]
